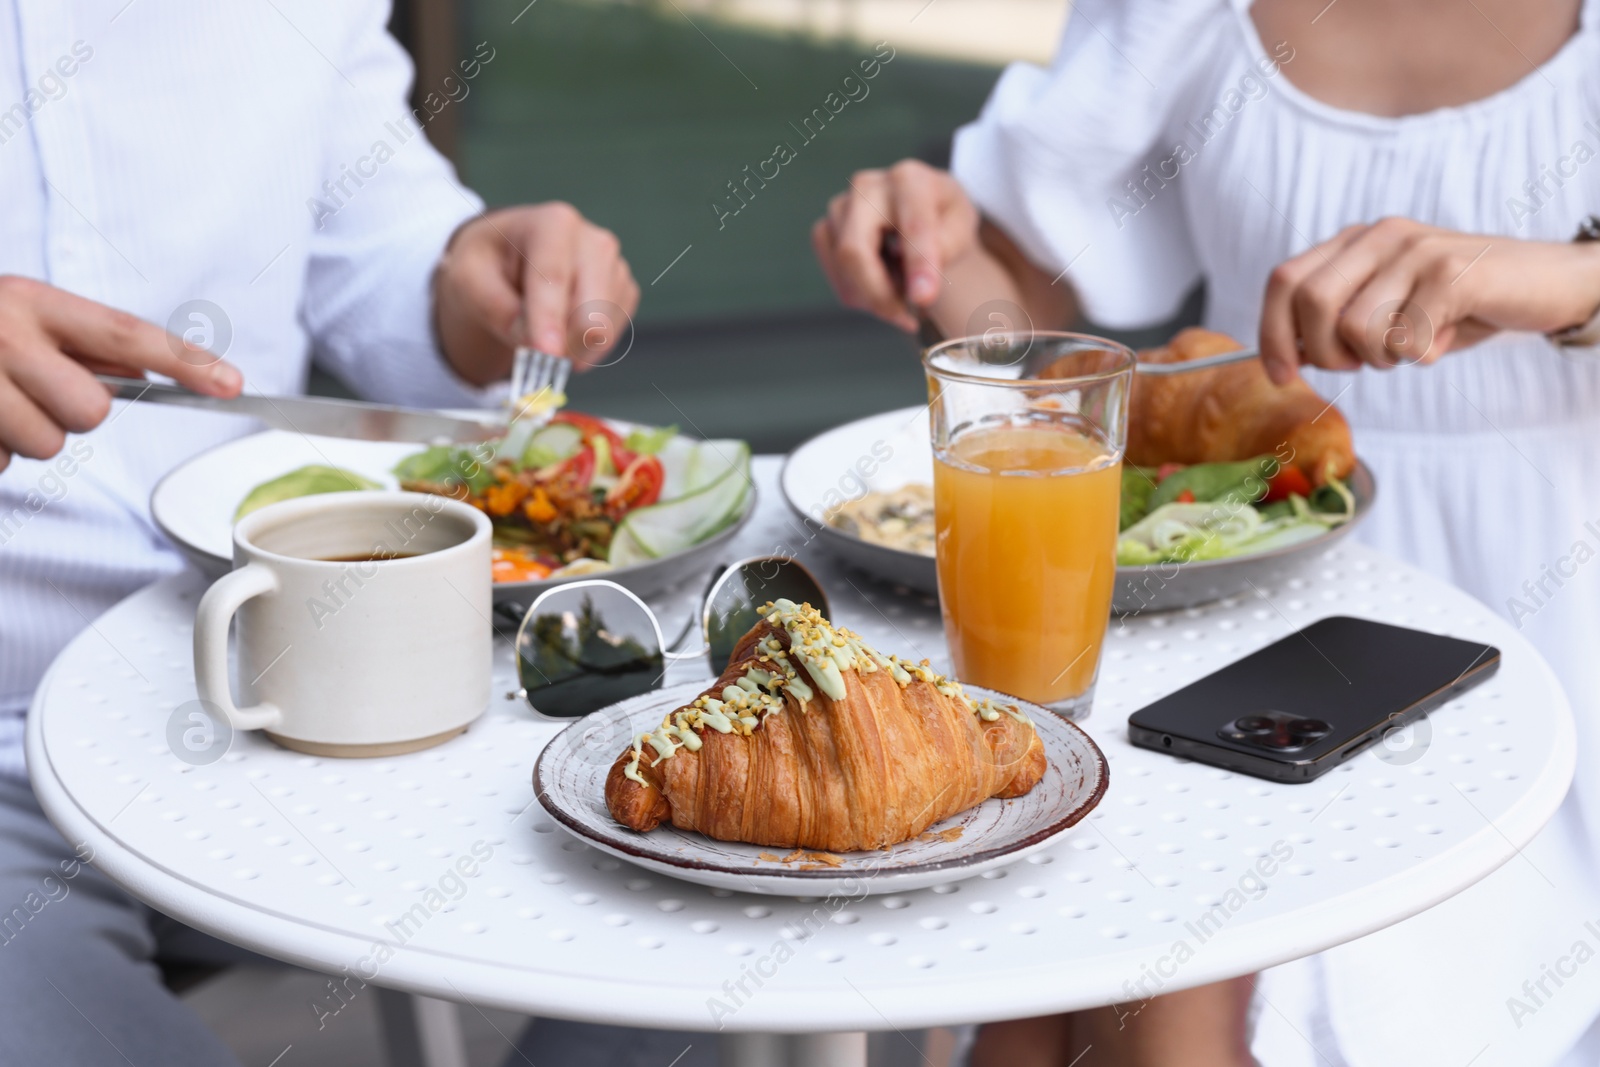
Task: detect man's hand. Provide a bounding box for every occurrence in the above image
[0,276,242,473]
[432,203,640,386]
[1259,217,1600,384]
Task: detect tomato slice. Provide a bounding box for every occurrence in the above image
[1175,488,1196,504]
[1156,462,1186,482]
[605,455,664,517]
[551,411,615,440]
[1263,465,1313,503]
[548,443,596,492]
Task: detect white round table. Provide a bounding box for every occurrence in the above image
[27,458,1575,1066]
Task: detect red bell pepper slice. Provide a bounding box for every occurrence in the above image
[1263,465,1313,503]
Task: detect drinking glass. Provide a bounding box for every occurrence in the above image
[925,331,1134,720]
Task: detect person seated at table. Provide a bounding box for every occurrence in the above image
[813,0,1600,1064]
[0,4,646,1064]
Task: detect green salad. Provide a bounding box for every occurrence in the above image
[1116,456,1354,566]
[231,412,751,583]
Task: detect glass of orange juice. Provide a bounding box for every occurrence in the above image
[925,332,1134,720]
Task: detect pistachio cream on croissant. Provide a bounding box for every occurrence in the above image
[605,599,1047,853]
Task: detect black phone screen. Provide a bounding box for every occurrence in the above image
[1126,616,1500,782]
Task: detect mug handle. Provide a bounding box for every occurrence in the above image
[193,563,285,732]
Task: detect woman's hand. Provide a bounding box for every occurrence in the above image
[433,203,640,385]
[812,160,983,332]
[1259,217,1600,384]
[0,276,243,473]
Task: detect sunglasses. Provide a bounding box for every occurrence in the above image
[500,555,829,720]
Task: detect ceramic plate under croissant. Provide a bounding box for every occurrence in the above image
[533,681,1107,896]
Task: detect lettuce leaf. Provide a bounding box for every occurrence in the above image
[392,445,495,494]
[624,424,677,456]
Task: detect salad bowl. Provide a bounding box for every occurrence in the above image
[781,405,1376,614]
[151,422,756,605]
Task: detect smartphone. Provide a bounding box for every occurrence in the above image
[1126,616,1500,782]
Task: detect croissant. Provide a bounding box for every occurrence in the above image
[1127,328,1356,485]
[605,600,1048,853]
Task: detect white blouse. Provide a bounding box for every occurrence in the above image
[953,3,1600,1065]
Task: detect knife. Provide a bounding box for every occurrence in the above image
[1134,347,1260,375]
[96,375,507,444]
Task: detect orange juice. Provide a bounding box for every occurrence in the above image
[933,421,1121,707]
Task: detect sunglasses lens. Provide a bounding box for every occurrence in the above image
[704,559,829,673]
[517,583,664,719]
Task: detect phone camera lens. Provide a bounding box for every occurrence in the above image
[1220,711,1330,753]
[1288,717,1332,741]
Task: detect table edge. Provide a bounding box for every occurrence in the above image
[24,567,1578,1031]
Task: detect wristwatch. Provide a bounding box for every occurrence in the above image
[1551,214,1600,348]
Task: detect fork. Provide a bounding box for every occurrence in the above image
[508,346,571,423]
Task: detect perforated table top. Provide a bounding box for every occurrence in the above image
[27,458,1574,1032]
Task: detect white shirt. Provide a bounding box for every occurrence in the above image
[0,1,488,774]
[952,2,1600,1064]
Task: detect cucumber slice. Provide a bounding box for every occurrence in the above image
[521,422,584,469]
[498,418,536,468]
[609,442,751,565]
[683,440,750,492]
[654,436,700,499]
[608,523,655,568]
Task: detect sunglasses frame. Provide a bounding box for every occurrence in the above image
[514,579,668,723]
[690,553,830,664]
[513,555,829,722]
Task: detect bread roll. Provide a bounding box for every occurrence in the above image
[1127,328,1355,484]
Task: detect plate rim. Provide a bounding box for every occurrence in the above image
[777,404,925,538]
[531,681,1109,882]
[148,429,759,595]
[777,405,1378,579]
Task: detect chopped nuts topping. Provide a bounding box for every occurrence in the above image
[621,599,1032,782]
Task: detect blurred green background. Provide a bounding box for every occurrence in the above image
[461,0,1000,324]
[453,0,1002,450]
[355,0,1196,450]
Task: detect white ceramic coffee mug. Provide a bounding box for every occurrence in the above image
[194,491,493,756]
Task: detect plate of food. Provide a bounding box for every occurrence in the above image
[533,599,1107,896]
[151,411,755,603]
[781,329,1374,612]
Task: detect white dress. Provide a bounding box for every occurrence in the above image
[951,2,1600,1064]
